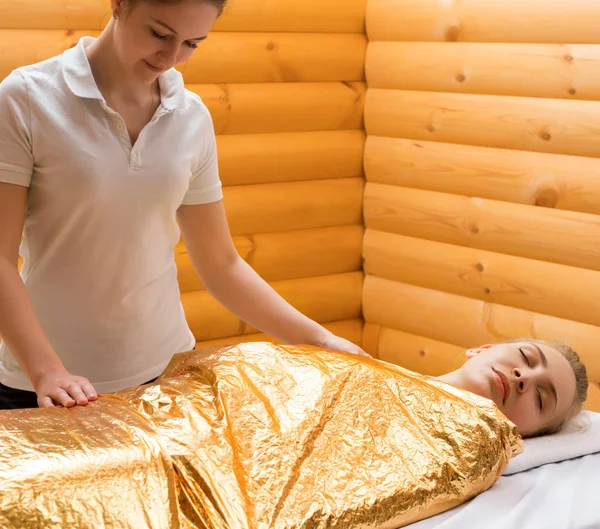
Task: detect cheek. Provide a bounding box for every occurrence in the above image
[504,400,537,435]
[119,30,150,60]
[176,47,196,64]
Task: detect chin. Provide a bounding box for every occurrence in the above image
[468,376,497,405]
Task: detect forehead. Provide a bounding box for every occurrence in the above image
[133,0,218,33]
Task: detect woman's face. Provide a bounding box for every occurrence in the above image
[111,0,219,82]
[457,341,577,437]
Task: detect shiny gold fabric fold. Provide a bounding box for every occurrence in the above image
[0,343,522,528]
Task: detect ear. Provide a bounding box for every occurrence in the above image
[465,344,494,358]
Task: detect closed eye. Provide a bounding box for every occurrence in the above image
[151,29,199,49]
[519,347,530,366]
[537,390,543,411]
[152,29,168,40]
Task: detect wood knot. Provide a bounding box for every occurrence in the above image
[564,54,574,63]
[266,42,276,51]
[540,131,552,141]
[445,25,460,42]
[66,29,75,37]
[419,350,427,357]
[475,263,485,272]
[484,288,491,295]
[568,88,577,95]
[456,73,466,83]
[470,225,480,235]
[426,124,436,133]
[534,187,559,208]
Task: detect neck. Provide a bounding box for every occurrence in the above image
[435,370,464,389]
[87,22,157,104]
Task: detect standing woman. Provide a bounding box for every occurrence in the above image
[0,0,367,410]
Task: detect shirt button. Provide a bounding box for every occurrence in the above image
[116,122,124,130]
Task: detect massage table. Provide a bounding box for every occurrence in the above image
[410,411,600,529]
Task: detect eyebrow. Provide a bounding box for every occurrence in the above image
[151,17,207,40]
[529,342,558,413]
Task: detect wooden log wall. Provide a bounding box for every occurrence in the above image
[364,0,600,411]
[6,0,368,350]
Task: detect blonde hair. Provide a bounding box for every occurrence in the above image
[500,338,588,436]
[125,0,227,17]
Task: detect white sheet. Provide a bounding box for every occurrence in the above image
[504,411,600,475]
[407,449,600,528]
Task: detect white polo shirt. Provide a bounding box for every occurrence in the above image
[0,36,223,393]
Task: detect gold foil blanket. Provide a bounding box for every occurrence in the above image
[0,343,522,528]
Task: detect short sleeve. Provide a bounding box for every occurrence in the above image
[0,71,33,187]
[181,106,223,205]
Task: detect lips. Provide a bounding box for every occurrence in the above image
[492,368,511,405]
[144,60,164,72]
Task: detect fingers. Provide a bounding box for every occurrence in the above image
[81,383,98,401]
[355,347,372,358]
[38,395,54,408]
[345,342,371,358]
[53,388,77,408]
[37,389,74,408]
[37,378,98,409]
[64,383,89,406]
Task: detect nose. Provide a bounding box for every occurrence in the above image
[157,42,179,68]
[512,367,535,393]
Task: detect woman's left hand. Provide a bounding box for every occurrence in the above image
[314,333,371,358]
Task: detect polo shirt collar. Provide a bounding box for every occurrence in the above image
[62,36,187,111]
[62,36,104,101]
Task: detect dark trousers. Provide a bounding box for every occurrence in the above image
[0,376,158,410]
[0,346,195,410]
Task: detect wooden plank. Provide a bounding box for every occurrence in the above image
[364,183,600,272]
[365,89,600,159]
[0,30,365,84]
[195,318,364,349]
[366,42,600,101]
[224,178,364,235]
[366,0,600,44]
[177,225,364,293]
[364,230,600,328]
[374,325,466,376]
[0,0,108,30]
[217,131,365,186]
[0,0,366,33]
[361,322,381,358]
[586,383,600,413]
[184,271,363,341]
[364,136,600,216]
[180,33,366,83]
[0,32,366,134]
[363,275,600,384]
[193,82,365,134]
[214,0,366,33]
[0,30,98,81]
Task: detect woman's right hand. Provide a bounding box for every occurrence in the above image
[33,370,98,408]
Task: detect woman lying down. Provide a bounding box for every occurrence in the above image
[0,339,588,529]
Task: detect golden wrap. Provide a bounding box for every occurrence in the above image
[0,343,522,528]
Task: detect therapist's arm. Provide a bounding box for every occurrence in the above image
[176,200,368,355]
[0,183,97,407]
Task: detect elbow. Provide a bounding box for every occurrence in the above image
[195,247,242,285]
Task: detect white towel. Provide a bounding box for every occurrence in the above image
[503,410,600,475]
